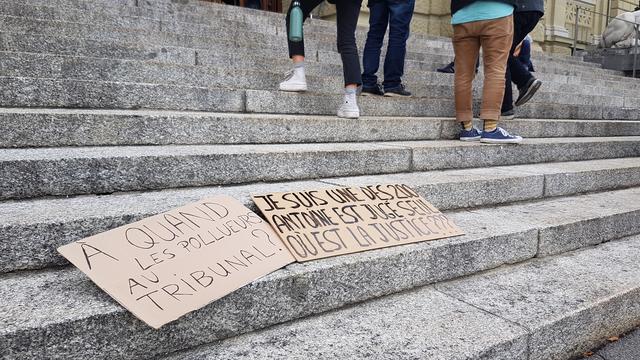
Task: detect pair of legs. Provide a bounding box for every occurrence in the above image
[281,0,362,118]
[453,15,522,143]
[501,11,543,114]
[361,0,415,95]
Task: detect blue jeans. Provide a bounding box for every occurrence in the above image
[361,0,415,90]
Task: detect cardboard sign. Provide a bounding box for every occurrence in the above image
[253,184,464,262]
[58,196,295,329]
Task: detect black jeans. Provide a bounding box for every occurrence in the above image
[502,11,543,112]
[286,0,363,85]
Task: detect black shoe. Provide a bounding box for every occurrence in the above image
[437,62,455,73]
[501,109,515,120]
[361,83,384,96]
[384,84,411,97]
[515,78,542,107]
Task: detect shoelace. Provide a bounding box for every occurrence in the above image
[497,128,512,137]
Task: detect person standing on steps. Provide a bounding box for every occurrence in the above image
[500,0,544,120]
[452,0,523,143]
[360,0,415,97]
[279,0,363,119]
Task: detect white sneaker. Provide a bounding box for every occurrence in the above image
[279,68,307,92]
[337,94,360,119]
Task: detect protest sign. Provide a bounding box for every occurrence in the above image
[253,184,464,262]
[58,195,295,329]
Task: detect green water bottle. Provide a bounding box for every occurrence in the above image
[288,1,304,42]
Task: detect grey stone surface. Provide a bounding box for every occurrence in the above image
[508,157,640,196]
[1,31,625,99]
[437,234,640,360]
[3,136,639,201]
[404,137,640,171]
[16,0,608,85]
[4,50,637,107]
[4,108,640,147]
[596,328,640,359]
[0,142,410,200]
[246,89,637,119]
[0,204,539,359]
[163,287,529,360]
[480,187,640,256]
[0,77,245,111]
[441,119,640,139]
[0,4,630,84]
[322,167,545,210]
[0,109,444,147]
[2,158,640,272]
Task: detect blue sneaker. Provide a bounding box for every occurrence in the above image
[459,127,482,141]
[480,127,523,144]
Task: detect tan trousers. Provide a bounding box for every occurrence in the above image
[453,15,514,122]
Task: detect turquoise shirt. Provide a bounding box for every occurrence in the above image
[451,1,514,25]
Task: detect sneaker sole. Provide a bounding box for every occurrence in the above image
[500,114,515,120]
[480,137,523,144]
[514,80,542,107]
[383,92,411,97]
[361,92,383,97]
[279,84,308,92]
[337,111,360,119]
[460,137,481,141]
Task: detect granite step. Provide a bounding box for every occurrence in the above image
[245,89,637,119]
[0,0,615,69]
[0,33,632,100]
[0,75,634,119]
[0,32,612,88]
[161,232,640,360]
[3,109,640,148]
[6,0,606,69]
[2,187,640,359]
[2,137,640,201]
[0,14,624,80]
[2,157,640,272]
[2,51,636,102]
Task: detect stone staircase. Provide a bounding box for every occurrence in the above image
[2,0,640,359]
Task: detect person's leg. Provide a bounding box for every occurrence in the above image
[502,11,542,111]
[510,12,542,106]
[479,15,521,143]
[452,21,481,136]
[383,0,415,94]
[285,0,324,59]
[336,0,363,87]
[509,12,541,85]
[280,0,325,91]
[335,0,364,118]
[362,1,389,91]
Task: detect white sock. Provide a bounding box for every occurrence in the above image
[344,88,357,104]
[293,62,305,76]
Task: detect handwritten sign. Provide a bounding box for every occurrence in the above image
[58,195,295,329]
[253,184,464,262]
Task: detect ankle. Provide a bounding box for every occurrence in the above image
[460,121,473,131]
